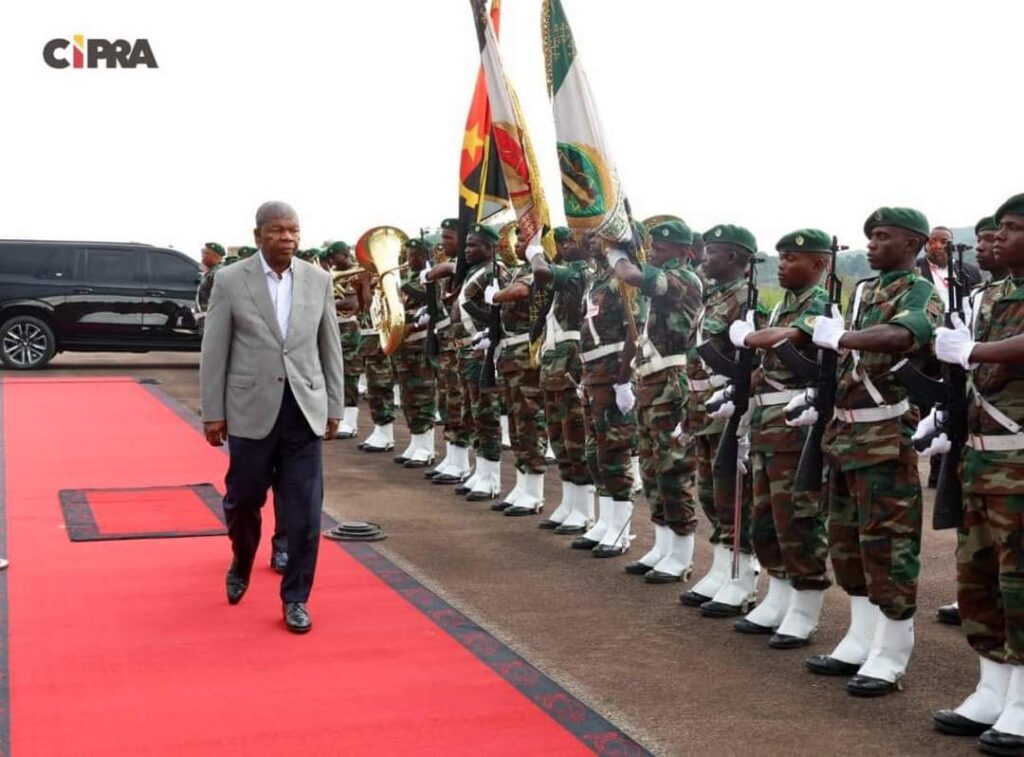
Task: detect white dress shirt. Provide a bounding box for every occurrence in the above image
[259,251,294,339]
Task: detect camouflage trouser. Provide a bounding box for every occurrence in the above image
[638,396,698,536]
[362,347,395,426]
[465,378,502,462]
[828,455,922,621]
[503,368,547,474]
[750,450,831,591]
[695,434,722,545]
[544,387,591,485]
[437,348,470,446]
[340,327,362,410]
[583,383,635,502]
[712,441,755,554]
[958,492,1024,663]
[392,344,436,435]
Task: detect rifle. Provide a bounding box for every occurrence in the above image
[891,240,971,530]
[774,236,845,493]
[421,228,441,360]
[479,252,502,389]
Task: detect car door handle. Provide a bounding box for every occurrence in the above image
[146,290,166,296]
[72,287,93,294]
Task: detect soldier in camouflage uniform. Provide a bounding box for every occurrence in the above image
[608,220,703,582]
[725,229,831,646]
[195,242,226,323]
[680,224,766,616]
[325,242,363,439]
[803,207,943,697]
[531,227,596,534]
[388,237,438,468]
[931,196,1024,748]
[427,219,474,484]
[486,226,548,516]
[569,237,640,558]
[356,270,397,453]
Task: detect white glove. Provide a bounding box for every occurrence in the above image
[525,245,546,263]
[414,308,430,328]
[706,386,736,420]
[419,262,432,286]
[737,434,751,476]
[607,249,629,269]
[474,336,491,353]
[613,382,636,414]
[812,304,846,352]
[912,407,951,458]
[936,314,977,370]
[784,389,819,428]
[729,313,756,348]
[671,422,691,446]
[484,282,500,305]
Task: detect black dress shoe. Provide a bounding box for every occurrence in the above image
[270,551,288,575]
[424,467,443,479]
[555,523,586,535]
[363,444,391,453]
[453,482,473,495]
[680,590,712,607]
[490,500,511,511]
[593,544,626,558]
[226,567,249,606]
[466,490,496,502]
[624,561,655,576]
[336,429,357,440]
[979,728,1024,755]
[734,617,774,634]
[805,655,862,677]
[701,600,748,618]
[283,602,312,634]
[645,570,684,584]
[537,518,561,529]
[932,709,991,737]
[571,536,599,550]
[403,458,431,469]
[392,454,409,464]
[847,674,899,697]
[504,504,540,516]
[769,632,810,649]
[433,473,465,485]
[937,604,962,626]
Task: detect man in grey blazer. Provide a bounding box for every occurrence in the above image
[200,201,344,633]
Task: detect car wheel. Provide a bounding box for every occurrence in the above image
[0,315,56,369]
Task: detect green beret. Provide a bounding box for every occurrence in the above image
[222,256,238,266]
[204,242,225,257]
[317,248,334,260]
[468,223,499,243]
[649,220,694,246]
[995,193,1024,224]
[704,224,757,255]
[863,207,929,240]
[553,226,572,243]
[237,246,257,258]
[440,218,459,231]
[776,228,831,254]
[326,241,350,255]
[404,238,429,250]
[975,216,998,236]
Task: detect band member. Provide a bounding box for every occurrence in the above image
[327,242,363,439]
[355,268,398,453]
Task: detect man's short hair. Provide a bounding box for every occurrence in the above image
[255,201,298,229]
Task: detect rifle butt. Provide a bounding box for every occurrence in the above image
[793,425,826,493]
[932,447,964,530]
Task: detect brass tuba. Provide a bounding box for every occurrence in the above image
[355,226,408,355]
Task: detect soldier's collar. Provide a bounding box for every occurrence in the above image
[877,268,915,286]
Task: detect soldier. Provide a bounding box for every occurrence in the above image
[680,225,766,615]
[486,226,548,516]
[426,219,474,484]
[328,242,363,439]
[609,220,703,582]
[236,246,257,260]
[391,237,437,468]
[725,229,831,646]
[531,227,596,533]
[295,248,317,263]
[802,207,943,697]
[425,224,505,500]
[195,242,226,321]
[355,269,398,453]
[569,235,639,558]
[930,194,1024,749]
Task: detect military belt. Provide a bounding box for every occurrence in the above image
[581,342,625,364]
[499,333,530,349]
[833,399,910,424]
[751,389,802,408]
[405,330,426,343]
[636,354,687,378]
[688,375,728,393]
[436,317,451,330]
[967,434,1024,452]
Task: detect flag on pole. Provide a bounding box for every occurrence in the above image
[542,0,631,245]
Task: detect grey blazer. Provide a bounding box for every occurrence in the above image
[199,254,344,440]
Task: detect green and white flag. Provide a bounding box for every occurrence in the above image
[542,0,631,244]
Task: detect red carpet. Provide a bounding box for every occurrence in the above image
[1,377,631,755]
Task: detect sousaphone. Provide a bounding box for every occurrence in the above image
[355,226,409,355]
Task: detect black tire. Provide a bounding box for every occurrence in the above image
[0,314,56,369]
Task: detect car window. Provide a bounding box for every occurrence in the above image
[35,248,77,280]
[0,245,42,277]
[148,251,199,286]
[84,248,138,284]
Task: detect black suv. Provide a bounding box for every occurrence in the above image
[0,240,202,369]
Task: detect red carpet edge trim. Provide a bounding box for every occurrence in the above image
[0,382,10,755]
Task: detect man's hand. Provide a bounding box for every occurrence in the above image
[419,262,432,286]
[737,434,751,476]
[613,382,636,414]
[729,313,756,348]
[204,421,228,447]
[912,407,951,458]
[784,390,819,427]
[812,305,847,352]
[325,417,340,441]
[484,282,500,305]
[936,314,977,370]
[706,385,735,420]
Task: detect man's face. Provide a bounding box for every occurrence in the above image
[254,215,300,262]
[703,243,741,281]
[558,235,581,261]
[514,232,528,260]
[777,251,823,290]
[407,247,427,272]
[649,240,682,267]
[975,231,999,272]
[926,228,952,265]
[335,252,354,271]
[583,235,602,260]
[866,226,919,272]
[201,248,219,269]
[441,229,459,256]
[994,214,1024,271]
[465,234,493,265]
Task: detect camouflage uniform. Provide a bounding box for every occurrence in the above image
[635,258,703,535]
[336,281,363,410]
[580,262,638,501]
[392,269,437,434]
[456,260,505,462]
[749,285,831,590]
[688,276,765,550]
[435,286,471,446]
[541,259,593,485]
[357,310,395,426]
[958,277,1024,662]
[498,266,547,474]
[196,263,220,316]
[823,271,943,620]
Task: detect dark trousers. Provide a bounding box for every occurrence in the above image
[223,384,323,603]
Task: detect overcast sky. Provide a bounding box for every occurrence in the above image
[3,0,1022,261]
